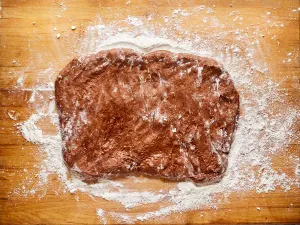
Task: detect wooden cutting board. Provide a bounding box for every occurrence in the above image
[0,0,299,224]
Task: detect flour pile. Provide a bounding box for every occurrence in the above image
[13,6,299,224]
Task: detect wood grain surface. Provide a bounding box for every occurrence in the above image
[0,0,299,224]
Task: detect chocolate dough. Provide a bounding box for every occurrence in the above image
[55,49,239,184]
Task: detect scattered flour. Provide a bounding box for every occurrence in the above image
[12,5,299,224]
[109,212,133,224]
[97,209,107,225]
[8,110,19,120]
[16,76,24,86]
[126,16,143,27]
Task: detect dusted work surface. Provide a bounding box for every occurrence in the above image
[0,0,299,224]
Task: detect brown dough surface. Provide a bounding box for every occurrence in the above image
[55,49,239,184]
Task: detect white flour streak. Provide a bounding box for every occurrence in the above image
[109,212,133,224]
[16,76,24,86]
[96,209,107,225]
[126,16,143,27]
